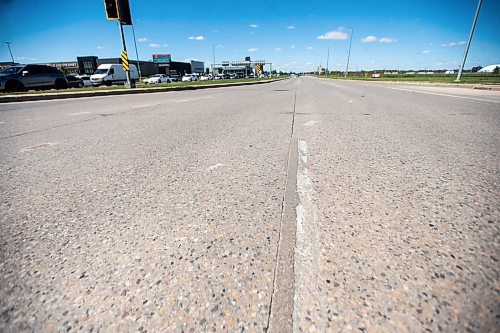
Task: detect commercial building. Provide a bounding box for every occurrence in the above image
[213,57,268,75]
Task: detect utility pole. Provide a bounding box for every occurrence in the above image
[212,44,216,75]
[456,0,482,81]
[118,21,132,88]
[4,42,15,63]
[131,22,142,80]
[345,26,353,78]
[326,46,330,75]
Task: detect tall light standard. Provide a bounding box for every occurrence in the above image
[4,42,15,63]
[130,22,142,80]
[344,26,353,78]
[456,0,482,81]
[326,46,330,76]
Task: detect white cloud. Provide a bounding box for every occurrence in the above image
[249,24,258,28]
[317,29,348,40]
[248,48,258,52]
[275,47,283,52]
[212,29,219,33]
[304,62,312,67]
[362,35,377,43]
[137,37,147,42]
[421,50,431,54]
[148,43,160,48]
[305,46,313,50]
[96,46,104,49]
[379,37,397,43]
[216,44,224,48]
[290,45,296,49]
[441,41,466,47]
[189,36,205,40]
[287,26,295,29]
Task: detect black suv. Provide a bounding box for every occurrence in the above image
[0,64,68,92]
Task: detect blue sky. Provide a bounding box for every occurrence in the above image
[1,0,499,72]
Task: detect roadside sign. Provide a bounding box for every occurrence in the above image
[121,51,129,71]
[152,54,171,63]
[256,63,261,74]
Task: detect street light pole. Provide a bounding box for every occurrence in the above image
[212,44,216,75]
[456,0,482,81]
[344,26,353,78]
[130,22,142,81]
[4,42,15,63]
[326,46,330,76]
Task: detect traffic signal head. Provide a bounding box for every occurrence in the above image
[104,0,119,20]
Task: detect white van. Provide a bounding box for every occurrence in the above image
[90,64,139,86]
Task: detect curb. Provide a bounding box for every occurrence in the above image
[0,78,286,103]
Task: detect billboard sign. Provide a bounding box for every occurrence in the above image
[153,54,171,63]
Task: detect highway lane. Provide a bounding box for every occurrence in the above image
[0,77,498,332]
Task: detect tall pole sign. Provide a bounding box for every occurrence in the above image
[104,0,134,88]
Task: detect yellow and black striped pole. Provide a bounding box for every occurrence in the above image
[121,51,129,71]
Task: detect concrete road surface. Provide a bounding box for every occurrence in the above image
[1,77,498,332]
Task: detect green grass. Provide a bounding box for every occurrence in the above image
[1,77,282,95]
[319,74,500,84]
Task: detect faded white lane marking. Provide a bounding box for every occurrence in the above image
[175,99,190,103]
[175,96,213,103]
[303,120,319,127]
[206,163,224,172]
[293,139,325,332]
[132,104,160,108]
[389,87,500,103]
[68,111,91,116]
[348,99,354,103]
[0,121,5,124]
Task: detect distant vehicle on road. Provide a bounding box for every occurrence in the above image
[181,74,198,82]
[90,64,138,86]
[65,75,84,88]
[144,74,171,84]
[0,64,68,92]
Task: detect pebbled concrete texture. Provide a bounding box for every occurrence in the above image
[0,81,297,332]
[0,77,499,332]
[292,77,499,332]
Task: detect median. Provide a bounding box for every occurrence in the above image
[0,77,286,103]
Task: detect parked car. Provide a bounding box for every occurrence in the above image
[90,64,139,86]
[169,74,180,82]
[200,74,213,81]
[65,74,84,88]
[0,64,68,92]
[74,74,92,87]
[181,74,198,82]
[144,74,171,84]
[235,73,245,79]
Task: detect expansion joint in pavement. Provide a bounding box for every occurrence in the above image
[267,89,299,332]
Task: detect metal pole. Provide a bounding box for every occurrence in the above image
[4,42,15,63]
[118,21,132,88]
[212,44,216,74]
[131,22,142,81]
[326,46,330,75]
[345,26,353,78]
[456,0,482,81]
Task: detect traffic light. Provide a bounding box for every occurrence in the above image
[119,0,132,25]
[104,0,119,20]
